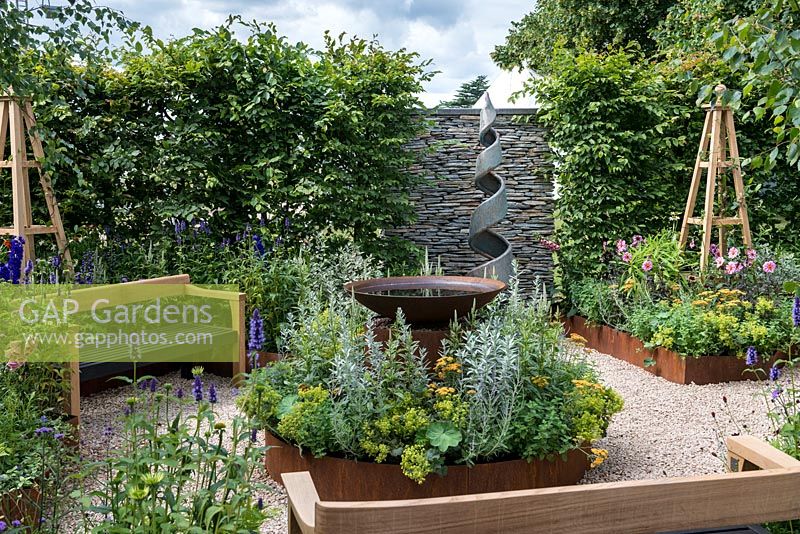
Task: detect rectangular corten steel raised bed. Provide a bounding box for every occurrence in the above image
[564,316,776,385]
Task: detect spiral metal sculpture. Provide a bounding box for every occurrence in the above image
[467,93,513,282]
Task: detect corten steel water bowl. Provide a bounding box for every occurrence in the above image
[343,276,506,324]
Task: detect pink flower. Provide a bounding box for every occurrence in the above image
[728,247,739,259]
[5,361,22,371]
[538,237,560,252]
[631,235,645,247]
[715,256,726,269]
[616,239,627,254]
[689,238,696,249]
[642,259,653,272]
[746,249,757,261]
[763,260,777,274]
[725,261,740,275]
[622,252,632,263]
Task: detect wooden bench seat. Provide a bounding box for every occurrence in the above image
[284,435,800,534]
[65,274,246,419]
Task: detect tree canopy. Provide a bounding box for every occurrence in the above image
[439,75,490,108]
[492,0,676,73]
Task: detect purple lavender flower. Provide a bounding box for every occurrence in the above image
[793,296,800,328]
[34,427,53,435]
[193,375,203,402]
[54,433,65,440]
[248,309,265,353]
[769,365,782,381]
[772,386,782,400]
[51,256,61,268]
[149,378,158,393]
[257,497,264,510]
[76,251,95,284]
[284,216,291,229]
[124,406,132,416]
[745,346,758,366]
[11,520,21,527]
[6,237,24,284]
[0,520,7,531]
[251,428,258,443]
[253,235,266,257]
[209,383,217,404]
[139,379,148,390]
[103,424,113,438]
[176,387,184,400]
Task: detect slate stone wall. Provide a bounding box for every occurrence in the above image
[390,108,555,291]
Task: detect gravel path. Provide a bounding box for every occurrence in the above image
[579,343,778,483]
[67,348,786,532]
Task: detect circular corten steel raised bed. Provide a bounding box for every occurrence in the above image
[343,276,506,324]
[265,431,589,501]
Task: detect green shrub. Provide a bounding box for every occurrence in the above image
[532,48,690,291]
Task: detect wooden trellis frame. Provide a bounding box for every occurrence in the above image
[0,89,72,270]
[679,84,752,270]
[680,85,753,271]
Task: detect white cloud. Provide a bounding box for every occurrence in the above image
[101,0,533,106]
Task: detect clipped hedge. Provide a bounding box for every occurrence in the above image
[531,48,691,289]
[1,18,432,265]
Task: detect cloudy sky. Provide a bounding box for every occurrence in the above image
[98,0,532,106]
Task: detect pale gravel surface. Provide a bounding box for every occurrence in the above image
[64,371,288,534]
[66,348,789,532]
[578,343,781,483]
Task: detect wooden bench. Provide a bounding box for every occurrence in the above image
[284,435,800,534]
[65,274,246,419]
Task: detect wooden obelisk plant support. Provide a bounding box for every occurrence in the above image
[679,84,752,270]
[1,90,77,420]
[0,89,72,270]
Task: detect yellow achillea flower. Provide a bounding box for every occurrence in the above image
[569,333,588,345]
[691,299,709,307]
[590,448,609,468]
[622,278,635,292]
[435,386,456,396]
[572,379,605,391]
[434,356,462,379]
[531,375,549,388]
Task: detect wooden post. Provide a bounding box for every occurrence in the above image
[0,90,72,272]
[679,84,753,270]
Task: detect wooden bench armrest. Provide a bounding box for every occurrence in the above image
[284,471,319,534]
[123,274,191,285]
[727,435,800,471]
[184,284,244,302]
